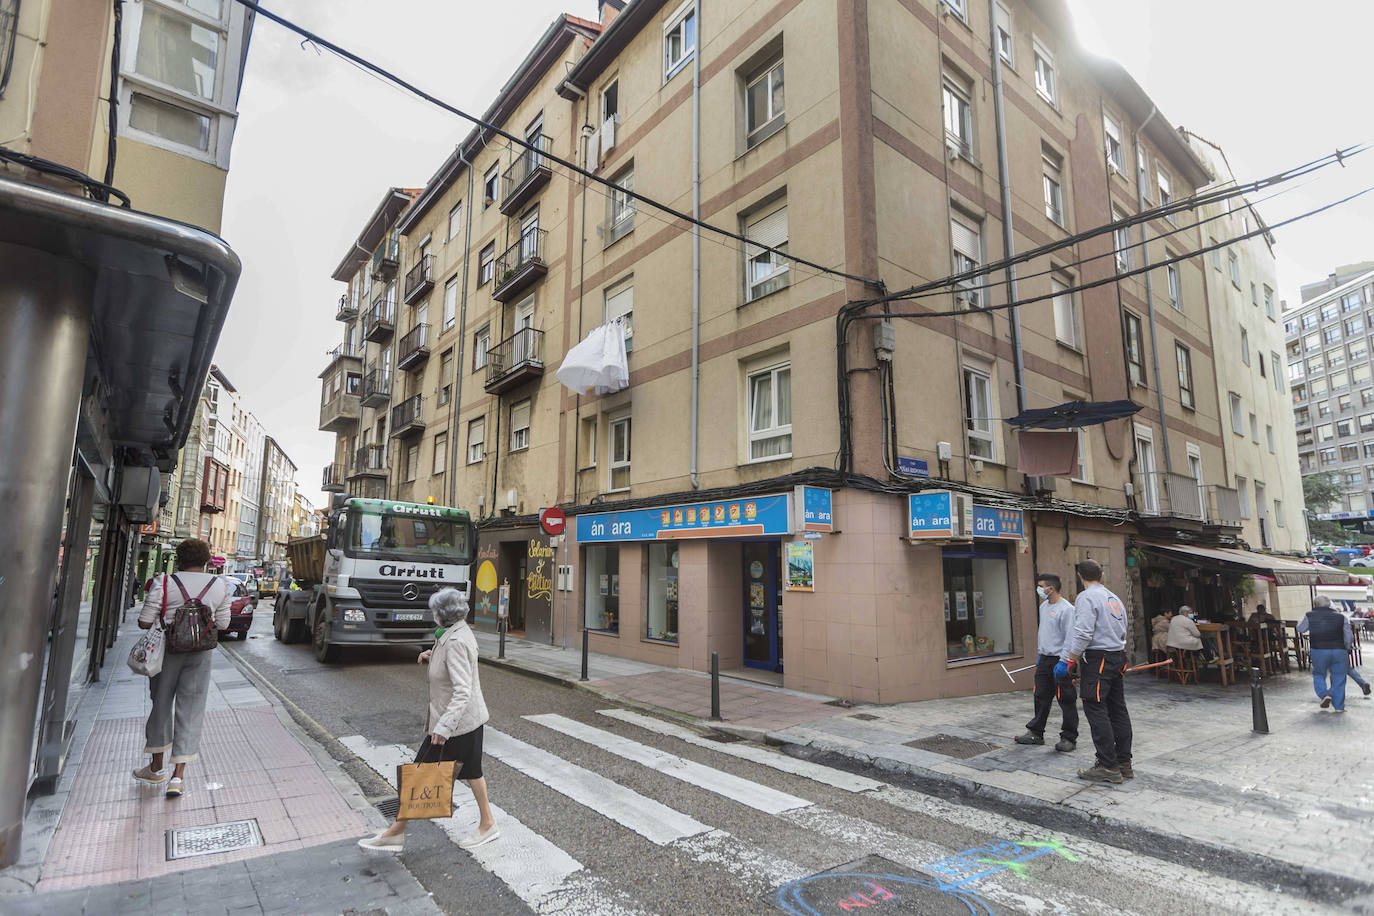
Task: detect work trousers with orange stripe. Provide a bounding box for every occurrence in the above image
[1079,649,1132,769]
[1026,654,1078,742]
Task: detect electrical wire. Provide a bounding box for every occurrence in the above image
[228,0,881,291]
[103,0,120,198]
[0,146,131,206]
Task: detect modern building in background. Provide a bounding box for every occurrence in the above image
[1287,265,1374,533]
[0,0,252,863]
[258,437,298,579]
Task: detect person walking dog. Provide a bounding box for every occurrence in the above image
[132,538,233,798]
[360,587,498,852]
[1298,595,1354,711]
[1015,573,1078,752]
[1064,558,1133,785]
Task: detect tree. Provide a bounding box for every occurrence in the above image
[1303,472,1355,546]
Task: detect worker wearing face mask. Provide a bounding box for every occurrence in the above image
[1014,572,1079,752]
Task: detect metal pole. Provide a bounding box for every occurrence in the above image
[580,627,589,681]
[710,651,721,721]
[498,616,506,659]
[1250,665,1270,734]
[987,0,1026,419]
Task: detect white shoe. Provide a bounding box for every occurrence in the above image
[165,777,184,798]
[459,824,500,849]
[132,765,167,785]
[358,831,405,853]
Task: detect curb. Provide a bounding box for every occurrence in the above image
[771,732,1374,909]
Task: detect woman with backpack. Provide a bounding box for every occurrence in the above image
[132,537,234,797]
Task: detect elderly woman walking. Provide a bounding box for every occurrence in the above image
[360,587,498,851]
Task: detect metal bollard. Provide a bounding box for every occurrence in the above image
[580,627,589,681]
[498,617,506,660]
[1250,665,1269,734]
[710,651,721,721]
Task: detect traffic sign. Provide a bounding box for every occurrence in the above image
[539,506,566,536]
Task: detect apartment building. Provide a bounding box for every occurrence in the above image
[1287,265,1374,531]
[258,437,298,578]
[320,0,1290,703]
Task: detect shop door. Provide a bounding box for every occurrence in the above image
[523,537,555,645]
[499,541,527,634]
[743,542,783,672]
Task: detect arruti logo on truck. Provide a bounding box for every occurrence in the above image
[378,564,447,579]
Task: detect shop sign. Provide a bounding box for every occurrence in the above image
[576,493,792,542]
[139,523,158,535]
[972,506,1024,539]
[794,486,834,533]
[908,493,1022,540]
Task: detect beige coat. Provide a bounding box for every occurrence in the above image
[1166,614,1205,651]
[425,622,489,740]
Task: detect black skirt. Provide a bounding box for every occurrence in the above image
[415,726,483,780]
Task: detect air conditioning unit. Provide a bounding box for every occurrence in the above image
[951,493,974,539]
[1026,475,1057,496]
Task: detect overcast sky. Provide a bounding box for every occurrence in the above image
[214,0,1374,507]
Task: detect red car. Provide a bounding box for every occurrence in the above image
[225,579,254,640]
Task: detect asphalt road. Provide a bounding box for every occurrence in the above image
[220,613,1338,916]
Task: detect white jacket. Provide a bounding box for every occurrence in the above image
[1165,614,1205,651]
[426,621,490,740]
[139,572,233,631]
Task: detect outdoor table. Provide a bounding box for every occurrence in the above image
[1197,623,1236,686]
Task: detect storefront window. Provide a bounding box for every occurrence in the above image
[584,545,620,633]
[647,543,679,643]
[942,544,1014,661]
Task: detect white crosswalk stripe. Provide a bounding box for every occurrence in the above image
[597,707,884,793]
[525,713,813,813]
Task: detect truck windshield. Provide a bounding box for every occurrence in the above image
[348,510,472,562]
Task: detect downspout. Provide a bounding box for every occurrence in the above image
[448,147,477,507]
[689,0,702,490]
[1133,106,1172,474]
[573,98,592,505]
[988,0,1026,424]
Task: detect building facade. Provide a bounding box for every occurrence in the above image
[258,437,298,579]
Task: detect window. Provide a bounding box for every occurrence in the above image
[1343,291,1364,313]
[1113,207,1130,273]
[609,416,632,490]
[478,243,496,286]
[1073,426,1091,482]
[995,3,1013,64]
[1323,303,1340,321]
[942,76,973,159]
[1304,332,1320,351]
[1325,326,1342,345]
[1259,352,1266,378]
[942,544,1014,662]
[584,545,620,633]
[1343,444,1360,462]
[744,200,790,301]
[1187,445,1204,516]
[345,371,361,395]
[1356,363,1374,386]
[745,58,784,148]
[606,165,635,243]
[470,327,489,371]
[432,433,447,476]
[1032,39,1056,104]
[1124,312,1146,386]
[1210,239,1221,271]
[1331,350,1346,371]
[1229,393,1244,435]
[1176,343,1194,409]
[1338,419,1354,438]
[663,0,696,79]
[1228,251,1240,287]
[748,363,792,461]
[1349,317,1366,336]
[1307,356,1324,376]
[942,0,967,19]
[510,399,531,451]
[1135,427,1159,513]
[580,417,598,467]
[405,444,419,481]
[1365,389,1374,408]
[951,214,982,306]
[964,364,995,460]
[1302,313,1318,331]
[1052,274,1078,348]
[647,543,680,643]
[604,277,634,351]
[438,350,454,406]
[1365,441,1374,459]
[1318,403,1332,420]
[1042,151,1064,226]
[600,78,619,126]
[482,166,499,207]
[1240,327,1250,365]
[1156,169,1172,215]
[467,418,485,464]
[1104,114,1124,172]
[1249,413,1258,443]
[1266,425,1275,454]
[1167,262,1182,310]
[442,277,458,331]
[1333,370,1351,391]
[448,201,463,241]
[1236,475,1250,518]
[1351,340,1368,362]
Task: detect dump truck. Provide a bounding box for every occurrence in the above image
[272,497,477,662]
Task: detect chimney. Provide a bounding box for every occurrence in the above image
[598,0,625,29]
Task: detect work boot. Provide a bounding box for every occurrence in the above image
[1117,760,1135,779]
[1014,732,1044,745]
[1054,738,1076,753]
[1077,765,1124,784]
[1362,682,1372,697]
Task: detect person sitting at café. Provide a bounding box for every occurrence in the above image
[1151,611,1173,656]
[1166,606,1216,661]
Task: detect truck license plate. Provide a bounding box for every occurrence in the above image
[394,612,424,622]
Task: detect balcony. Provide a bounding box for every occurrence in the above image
[484,327,544,395]
[361,365,391,408]
[390,393,425,438]
[319,388,361,433]
[403,254,434,304]
[322,463,346,493]
[499,135,553,216]
[318,342,362,379]
[336,292,358,322]
[348,444,389,480]
[370,236,400,281]
[364,295,396,342]
[492,228,548,302]
[1206,486,1244,527]
[397,323,431,371]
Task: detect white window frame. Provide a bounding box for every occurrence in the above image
[1186,442,1204,518]
[473,327,490,370]
[1166,261,1182,310]
[745,58,785,148]
[1274,500,1286,527]
[1228,250,1241,288]
[432,432,448,476]
[467,418,485,464]
[1072,426,1092,483]
[607,164,636,244]
[963,362,996,461]
[448,201,463,241]
[1176,343,1194,410]
[1267,424,1275,454]
[747,362,792,462]
[951,212,982,307]
[1113,207,1131,273]
[510,399,531,452]
[942,0,968,20]
[1032,38,1056,104]
[608,414,632,491]
[1042,151,1064,227]
[604,276,634,351]
[1135,424,1159,514]
[1103,113,1124,173]
[1156,168,1173,219]
[478,243,496,286]
[1124,311,1146,387]
[1240,326,1250,366]
[1230,392,1244,435]
[995,3,1013,65]
[663,0,696,81]
[942,76,973,160]
[1051,273,1078,349]
[743,199,790,302]
[442,276,458,331]
[483,166,499,207]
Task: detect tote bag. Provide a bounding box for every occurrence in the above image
[395,756,457,820]
[127,623,165,677]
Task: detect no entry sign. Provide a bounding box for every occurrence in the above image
[539,506,566,537]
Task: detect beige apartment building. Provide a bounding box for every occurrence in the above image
[317,0,1307,703]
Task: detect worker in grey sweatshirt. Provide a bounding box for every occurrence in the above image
[1061,558,1132,785]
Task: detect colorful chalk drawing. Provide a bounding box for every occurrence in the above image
[775,839,1079,915]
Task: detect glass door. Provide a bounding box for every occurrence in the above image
[743,542,782,671]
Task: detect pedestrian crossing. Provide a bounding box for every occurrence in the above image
[340,711,1332,916]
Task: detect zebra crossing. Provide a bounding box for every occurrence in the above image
[340,710,1331,916]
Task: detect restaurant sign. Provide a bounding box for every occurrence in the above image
[576,493,792,542]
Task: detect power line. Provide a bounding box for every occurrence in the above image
[230,0,881,291]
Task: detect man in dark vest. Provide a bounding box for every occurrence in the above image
[1298,595,1355,712]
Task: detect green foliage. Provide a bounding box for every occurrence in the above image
[1303,472,1345,514]
[1309,519,1357,547]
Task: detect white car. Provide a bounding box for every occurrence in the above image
[1349,556,1374,568]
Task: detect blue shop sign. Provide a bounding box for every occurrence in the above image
[908,491,1024,540]
[794,486,834,533]
[576,493,793,542]
[973,505,1024,539]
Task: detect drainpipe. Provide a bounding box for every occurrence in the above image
[1133,106,1172,474]
[689,0,702,490]
[448,148,477,507]
[987,0,1026,422]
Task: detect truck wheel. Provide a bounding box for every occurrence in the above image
[284,618,307,644]
[273,606,285,641]
[313,615,339,663]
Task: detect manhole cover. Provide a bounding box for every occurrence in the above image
[771,855,996,914]
[903,734,1000,759]
[849,713,880,721]
[374,796,400,818]
[166,819,263,860]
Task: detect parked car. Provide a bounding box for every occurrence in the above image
[225,579,254,640]
[259,576,279,598]
[228,572,260,607]
[1350,555,1374,568]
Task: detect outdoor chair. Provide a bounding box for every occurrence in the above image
[1168,646,1199,686]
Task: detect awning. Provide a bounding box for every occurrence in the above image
[1004,399,1142,429]
[1139,542,1351,586]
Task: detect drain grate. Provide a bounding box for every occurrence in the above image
[824,699,857,708]
[703,731,743,743]
[166,819,263,861]
[374,796,401,819]
[848,713,880,721]
[903,734,1000,759]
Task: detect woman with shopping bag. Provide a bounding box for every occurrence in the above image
[359,587,498,852]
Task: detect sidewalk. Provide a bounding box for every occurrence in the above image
[476,631,1374,893]
[0,621,437,915]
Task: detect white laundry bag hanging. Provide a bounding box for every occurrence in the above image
[556,319,629,395]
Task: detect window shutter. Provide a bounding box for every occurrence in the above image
[745,205,788,257]
[511,400,531,431]
[468,419,484,449]
[605,282,634,322]
[950,218,980,260]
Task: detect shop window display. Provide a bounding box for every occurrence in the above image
[647,543,679,643]
[942,544,1013,661]
[584,545,620,633]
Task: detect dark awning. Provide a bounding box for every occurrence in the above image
[1004,399,1142,429]
[1139,542,1350,586]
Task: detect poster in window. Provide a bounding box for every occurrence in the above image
[599,574,609,596]
[784,541,814,592]
[611,574,620,597]
[943,592,951,621]
[955,592,968,620]
[973,591,985,619]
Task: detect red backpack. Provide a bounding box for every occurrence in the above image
[161,574,219,654]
